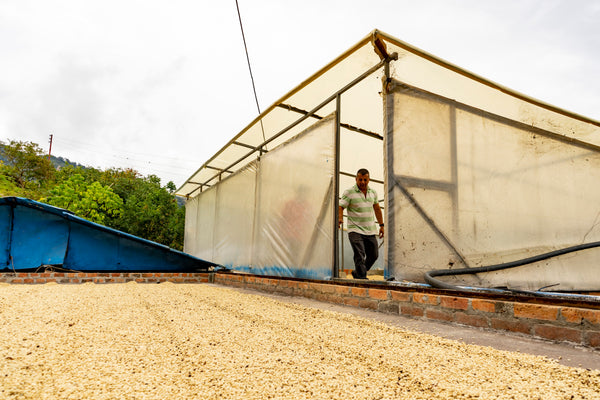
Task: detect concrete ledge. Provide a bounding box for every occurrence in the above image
[0,271,213,284]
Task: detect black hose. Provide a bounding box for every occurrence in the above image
[424,241,600,292]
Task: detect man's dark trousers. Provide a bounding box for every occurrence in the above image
[348,232,378,279]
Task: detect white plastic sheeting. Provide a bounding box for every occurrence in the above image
[385,82,600,290]
[213,162,257,269]
[184,115,336,278]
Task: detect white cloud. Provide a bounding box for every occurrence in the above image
[0,0,598,185]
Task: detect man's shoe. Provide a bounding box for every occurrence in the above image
[351,271,367,279]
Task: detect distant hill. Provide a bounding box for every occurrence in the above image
[48,155,88,170]
[0,143,88,170]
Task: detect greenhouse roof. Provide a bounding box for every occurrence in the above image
[176,29,600,198]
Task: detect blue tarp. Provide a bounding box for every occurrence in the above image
[0,197,217,272]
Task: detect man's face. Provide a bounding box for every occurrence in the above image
[356,173,370,191]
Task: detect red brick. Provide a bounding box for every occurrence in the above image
[319,284,337,294]
[298,282,309,290]
[561,307,600,325]
[413,293,438,305]
[472,299,496,313]
[17,273,28,278]
[534,324,582,344]
[401,305,424,317]
[358,298,379,310]
[315,293,328,302]
[326,295,345,305]
[390,291,411,302]
[23,278,34,284]
[344,297,360,307]
[426,309,453,322]
[351,287,367,297]
[514,303,559,321]
[439,295,469,310]
[491,318,531,334]
[585,331,600,348]
[12,279,24,284]
[455,312,489,328]
[335,285,350,296]
[285,280,298,289]
[368,288,389,301]
[308,283,323,292]
[378,301,399,314]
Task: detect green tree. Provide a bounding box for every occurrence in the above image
[102,169,185,249]
[44,173,123,225]
[0,140,54,189]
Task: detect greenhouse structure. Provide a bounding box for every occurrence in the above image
[176,30,600,292]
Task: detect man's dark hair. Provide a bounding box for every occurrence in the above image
[357,168,369,176]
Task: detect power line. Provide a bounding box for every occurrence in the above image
[50,138,195,180]
[234,0,267,149]
[52,137,201,165]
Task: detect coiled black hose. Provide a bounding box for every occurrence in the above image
[424,241,600,292]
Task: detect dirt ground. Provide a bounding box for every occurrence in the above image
[1,282,599,399]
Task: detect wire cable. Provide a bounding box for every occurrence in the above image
[234,0,267,149]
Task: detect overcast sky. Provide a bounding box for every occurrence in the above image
[1,0,598,187]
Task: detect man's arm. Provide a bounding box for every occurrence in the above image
[373,203,384,238]
[338,206,344,228]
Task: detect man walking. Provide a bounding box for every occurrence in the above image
[338,168,384,279]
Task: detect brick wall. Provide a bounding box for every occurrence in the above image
[214,272,600,349]
[0,272,212,284]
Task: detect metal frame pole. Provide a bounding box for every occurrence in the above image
[333,94,341,279]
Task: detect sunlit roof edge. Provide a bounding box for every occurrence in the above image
[175,31,376,196]
[375,29,600,128]
[177,29,600,197]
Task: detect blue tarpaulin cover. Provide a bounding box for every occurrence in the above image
[0,197,217,272]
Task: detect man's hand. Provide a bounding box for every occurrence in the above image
[379,225,384,239]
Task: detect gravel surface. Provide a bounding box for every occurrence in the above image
[1,282,599,399]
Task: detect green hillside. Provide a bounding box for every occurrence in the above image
[0,139,185,250]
